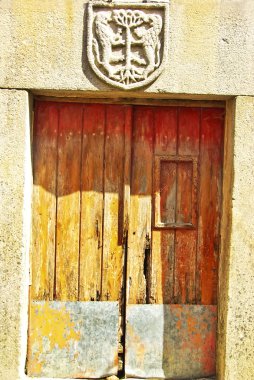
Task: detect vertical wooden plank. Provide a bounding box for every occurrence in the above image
[197,108,224,305]
[123,107,132,240]
[55,103,83,301]
[160,161,177,225]
[79,104,105,301]
[151,107,178,304]
[174,107,200,304]
[31,102,58,300]
[176,161,193,225]
[120,107,133,372]
[101,105,127,301]
[127,107,154,304]
[122,106,133,304]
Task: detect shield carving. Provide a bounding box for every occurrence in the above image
[87,1,169,90]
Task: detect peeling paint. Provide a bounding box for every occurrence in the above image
[27,301,119,378]
[125,304,217,379]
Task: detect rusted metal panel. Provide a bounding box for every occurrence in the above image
[125,304,217,379]
[27,301,119,378]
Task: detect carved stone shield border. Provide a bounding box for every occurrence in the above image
[87,0,169,90]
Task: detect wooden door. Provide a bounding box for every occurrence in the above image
[27,101,224,379]
[27,102,130,378]
[125,106,224,379]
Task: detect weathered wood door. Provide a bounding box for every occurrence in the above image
[27,101,224,379]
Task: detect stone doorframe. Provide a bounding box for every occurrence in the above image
[0,91,253,380]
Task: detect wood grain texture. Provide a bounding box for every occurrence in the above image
[154,155,197,229]
[176,161,193,224]
[174,108,200,304]
[122,106,132,306]
[123,107,132,242]
[160,161,177,225]
[36,95,225,109]
[197,108,224,305]
[151,107,178,304]
[79,104,105,301]
[101,105,126,301]
[55,103,83,301]
[127,107,154,304]
[31,102,58,300]
[31,102,224,310]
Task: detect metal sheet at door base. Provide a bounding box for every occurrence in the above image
[27,301,119,378]
[126,304,217,379]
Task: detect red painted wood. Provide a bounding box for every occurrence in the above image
[176,161,193,224]
[160,160,177,224]
[153,107,178,304]
[131,107,154,196]
[197,108,224,305]
[31,101,58,300]
[174,108,200,304]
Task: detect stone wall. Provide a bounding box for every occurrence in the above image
[0,1,254,380]
[0,90,31,380]
[224,97,254,380]
[0,0,254,96]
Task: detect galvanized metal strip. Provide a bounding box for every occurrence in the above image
[125,304,217,379]
[27,301,119,378]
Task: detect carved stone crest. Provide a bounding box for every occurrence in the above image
[87,1,169,90]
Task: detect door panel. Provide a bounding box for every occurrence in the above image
[28,102,129,378]
[125,105,224,378]
[28,101,224,379]
[125,304,217,379]
[127,106,224,305]
[30,102,130,304]
[28,301,119,378]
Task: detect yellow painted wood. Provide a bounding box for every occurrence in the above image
[55,103,83,301]
[79,104,105,301]
[127,107,153,304]
[101,106,127,301]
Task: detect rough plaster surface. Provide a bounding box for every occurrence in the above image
[0,90,31,380]
[223,96,254,380]
[0,0,254,95]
